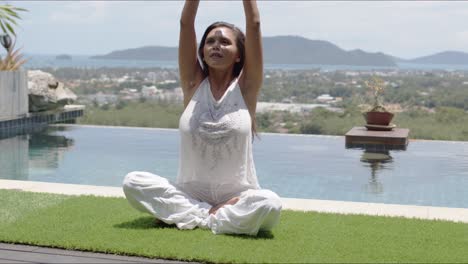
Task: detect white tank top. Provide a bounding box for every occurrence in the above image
[177,77,260,205]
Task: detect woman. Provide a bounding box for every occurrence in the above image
[123,0,281,236]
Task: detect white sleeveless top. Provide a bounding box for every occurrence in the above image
[177,77,260,205]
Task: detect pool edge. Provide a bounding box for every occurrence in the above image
[1,179,467,224]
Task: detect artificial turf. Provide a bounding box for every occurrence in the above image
[0,189,467,263]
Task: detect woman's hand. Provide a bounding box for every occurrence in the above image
[209,197,240,215]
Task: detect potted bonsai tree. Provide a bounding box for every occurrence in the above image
[363,76,395,130]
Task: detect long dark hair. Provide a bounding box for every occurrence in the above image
[198,21,245,78]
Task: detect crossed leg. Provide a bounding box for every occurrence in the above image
[123,171,211,230]
[205,189,282,235]
[123,171,282,235]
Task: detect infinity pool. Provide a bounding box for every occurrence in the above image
[1,125,467,208]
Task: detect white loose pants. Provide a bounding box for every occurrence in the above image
[122,171,282,236]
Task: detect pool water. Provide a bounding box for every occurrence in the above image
[1,125,467,208]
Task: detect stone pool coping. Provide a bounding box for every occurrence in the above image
[1,179,467,224]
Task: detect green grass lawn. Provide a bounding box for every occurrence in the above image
[1,189,467,263]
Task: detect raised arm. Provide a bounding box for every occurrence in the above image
[179,0,204,106]
[239,0,263,102]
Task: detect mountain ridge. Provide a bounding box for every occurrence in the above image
[91,36,468,66]
[407,51,468,65]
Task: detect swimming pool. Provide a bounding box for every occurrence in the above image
[1,125,467,208]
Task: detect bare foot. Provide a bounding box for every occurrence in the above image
[209,197,240,215]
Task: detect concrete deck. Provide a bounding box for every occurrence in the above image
[1,179,467,223]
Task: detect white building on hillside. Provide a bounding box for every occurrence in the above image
[256,102,341,113]
[141,85,160,98]
[316,94,335,103]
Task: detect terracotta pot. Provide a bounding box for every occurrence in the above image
[363,111,394,126]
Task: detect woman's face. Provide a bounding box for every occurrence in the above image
[203,27,240,71]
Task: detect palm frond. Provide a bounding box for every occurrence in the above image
[4,15,19,24]
[5,22,15,36]
[0,4,27,35]
[0,21,6,34]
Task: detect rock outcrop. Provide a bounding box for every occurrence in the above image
[28,70,77,112]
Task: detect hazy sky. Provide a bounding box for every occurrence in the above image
[9,1,468,59]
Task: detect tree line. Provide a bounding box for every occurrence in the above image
[78,100,468,141]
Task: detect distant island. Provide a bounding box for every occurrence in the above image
[91,36,396,67]
[56,54,72,60]
[407,51,468,65]
[90,36,468,66]
[91,46,176,61]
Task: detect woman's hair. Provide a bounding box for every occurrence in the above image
[198,21,245,78]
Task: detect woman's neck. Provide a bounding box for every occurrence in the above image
[208,69,235,92]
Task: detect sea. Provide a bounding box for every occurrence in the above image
[23,54,468,71]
